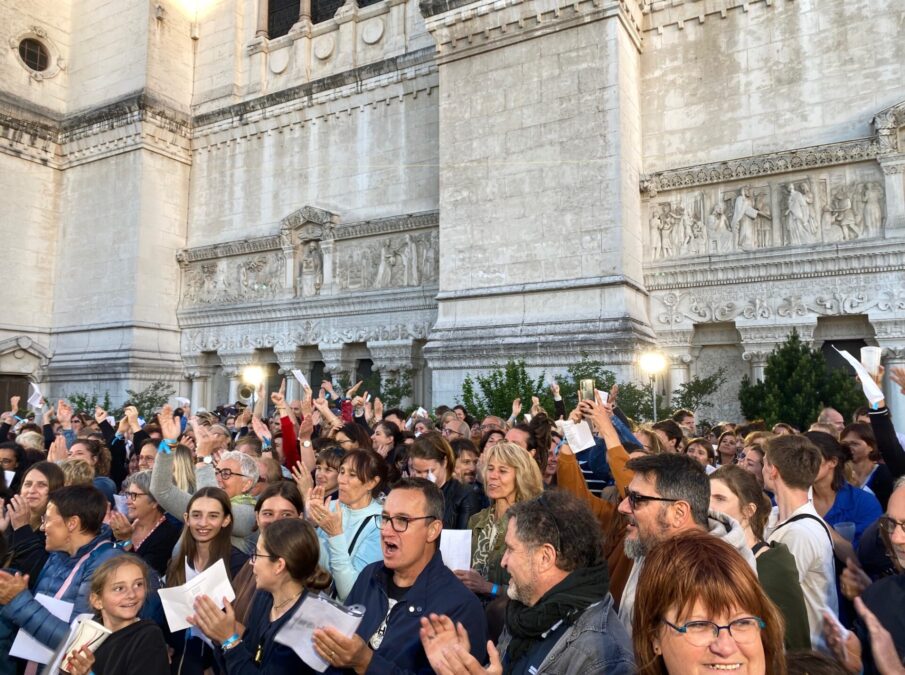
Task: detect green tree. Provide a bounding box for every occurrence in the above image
[459,360,549,420]
[554,356,618,411]
[67,391,113,415]
[738,330,864,430]
[374,369,414,410]
[117,380,177,419]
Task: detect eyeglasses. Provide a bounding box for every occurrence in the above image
[442,428,462,438]
[215,468,249,480]
[124,491,147,501]
[377,513,437,533]
[625,488,680,511]
[879,516,905,536]
[0,458,15,467]
[663,617,765,647]
[250,551,279,563]
[479,424,502,432]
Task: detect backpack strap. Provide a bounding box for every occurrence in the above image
[347,515,375,557]
[773,513,835,549]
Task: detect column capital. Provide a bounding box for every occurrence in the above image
[317,343,354,376]
[367,339,416,372]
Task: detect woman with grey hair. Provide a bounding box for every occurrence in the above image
[108,470,181,577]
[151,406,259,554]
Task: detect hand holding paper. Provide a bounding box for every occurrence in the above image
[158,559,235,632]
[834,347,885,405]
[275,593,365,672]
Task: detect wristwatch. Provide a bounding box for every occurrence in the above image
[302,440,312,448]
[202,455,213,464]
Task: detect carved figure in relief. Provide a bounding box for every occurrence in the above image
[374,242,396,288]
[402,234,420,286]
[826,187,859,241]
[300,242,323,297]
[785,182,818,245]
[707,201,733,254]
[860,182,883,236]
[656,204,675,258]
[422,231,438,282]
[731,187,759,251]
[753,192,772,248]
[650,211,664,258]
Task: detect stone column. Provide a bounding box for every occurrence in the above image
[318,343,354,383]
[667,354,691,394]
[189,373,206,413]
[219,353,253,405]
[299,0,311,22]
[882,347,905,431]
[741,350,770,382]
[275,347,307,402]
[368,340,416,407]
[256,0,269,37]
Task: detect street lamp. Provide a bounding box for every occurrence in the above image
[639,351,667,422]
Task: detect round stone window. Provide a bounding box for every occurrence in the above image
[18,37,49,72]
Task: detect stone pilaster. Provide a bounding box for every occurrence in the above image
[318,343,354,382]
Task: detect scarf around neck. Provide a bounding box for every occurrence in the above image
[504,562,610,671]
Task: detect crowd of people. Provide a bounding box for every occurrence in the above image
[0,368,904,675]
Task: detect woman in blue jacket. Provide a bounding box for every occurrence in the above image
[0,485,121,675]
[189,517,322,674]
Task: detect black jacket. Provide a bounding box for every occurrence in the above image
[441,478,482,530]
[93,619,170,675]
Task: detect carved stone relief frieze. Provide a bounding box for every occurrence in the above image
[335,230,439,291]
[646,165,887,261]
[182,253,286,307]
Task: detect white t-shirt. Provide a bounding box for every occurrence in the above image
[766,502,837,652]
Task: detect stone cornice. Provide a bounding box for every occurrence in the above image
[192,47,437,135]
[336,211,439,241]
[640,135,881,195]
[641,0,790,35]
[644,240,905,291]
[0,92,194,169]
[176,236,284,264]
[422,0,642,63]
[177,286,438,328]
[436,273,648,301]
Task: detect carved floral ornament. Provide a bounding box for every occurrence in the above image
[653,289,905,327]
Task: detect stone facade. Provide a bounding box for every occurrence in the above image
[0,0,904,426]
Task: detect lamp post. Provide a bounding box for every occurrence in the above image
[242,365,265,409]
[639,351,667,422]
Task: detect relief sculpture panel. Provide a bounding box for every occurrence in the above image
[335,230,439,291]
[648,165,886,261]
[182,253,286,307]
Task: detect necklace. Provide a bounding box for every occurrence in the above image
[271,590,302,615]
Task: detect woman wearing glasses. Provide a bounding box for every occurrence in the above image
[633,531,786,675]
[306,449,386,601]
[407,432,481,529]
[166,487,247,675]
[60,555,169,675]
[186,518,322,674]
[108,470,181,578]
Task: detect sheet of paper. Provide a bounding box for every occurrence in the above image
[559,420,596,452]
[27,383,44,408]
[595,389,609,405]
[159,558,235,632]
[291,369,309,389]
[10,593,74,663]
[113,494,129,515]
[834,347,885,405]
[439,529,472,571]
[275,594,364,672]
[174,397,191,408]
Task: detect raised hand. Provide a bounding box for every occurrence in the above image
[158,404,181,441]
[57,400,73,428]
[291,461,313,496]
[251,415,272,441]
[889,366,905,396]
[124,405,141,432]
[48,434,68,462]
[188,595,239,645]
[854,597,905,675]
[6,494,31,530]
[94,406,107,425]
[550,381,560,398]
[373,397,384,421]
[109,510,134,542]
[511,398,522,419]
[346,380,363,397]
[9,395,20,415]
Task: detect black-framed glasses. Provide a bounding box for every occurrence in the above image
[123,491,147,501]
[441,428,462,438]
[250,551,279,563]
[625,488,680,511]
[663,617,765,647]
[215,468,248,480]
[377,514,437,533]
[879,516,905,536]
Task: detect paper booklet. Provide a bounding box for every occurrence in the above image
[275,593,365,672]
[158,558,236,632]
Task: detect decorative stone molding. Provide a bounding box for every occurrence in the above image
[651,286,905,329]
[641,0,792,36]
[641,137,880,197]
[644,240,905,291]
[368,340,416,372]
[422,0,643,63]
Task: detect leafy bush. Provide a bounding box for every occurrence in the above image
[460,360,549,420]
[738,329,863,430]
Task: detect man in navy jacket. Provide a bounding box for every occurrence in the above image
[314,478,487,674]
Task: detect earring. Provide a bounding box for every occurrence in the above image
[654,646,661,655]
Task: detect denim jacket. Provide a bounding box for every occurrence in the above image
[497,594,634,675]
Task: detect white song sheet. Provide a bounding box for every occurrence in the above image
[275,593,365,672]
[439,529,472,571]
[158,559,235,632]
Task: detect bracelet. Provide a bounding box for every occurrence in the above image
[115,540,132,550]
[490,584,499,597]
[221,633,241,650]
[158,439,177,454]
[262,437,273,448]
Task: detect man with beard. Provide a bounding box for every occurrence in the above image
[825,479,905,674]
[420,490,634,674]
[616,453,756,634]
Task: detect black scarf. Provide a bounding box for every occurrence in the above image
[504,562,610,672]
